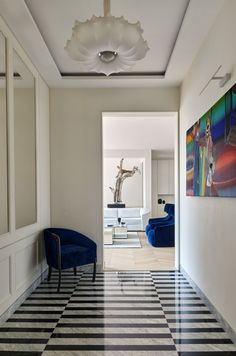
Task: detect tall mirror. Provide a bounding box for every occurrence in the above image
[14,50,37,229]
[0,32,8,235]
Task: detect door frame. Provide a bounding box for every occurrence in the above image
[102,111,180,270]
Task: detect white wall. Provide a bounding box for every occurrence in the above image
[180,0,236,331]
[0,16,50,317]
[152,160,158,216]
[50,88,179,265]
[152,151,175,217]
[152,159,175,217]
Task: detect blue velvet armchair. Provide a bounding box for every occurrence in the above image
[146,204,175,235]
[44,228,97,292]
[147,223,175,247]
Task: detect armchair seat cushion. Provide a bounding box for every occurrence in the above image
[61,244,95,269]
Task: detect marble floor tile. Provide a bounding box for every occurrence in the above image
[0,270,235,356]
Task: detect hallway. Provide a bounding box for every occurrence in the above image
[0,270,235,355]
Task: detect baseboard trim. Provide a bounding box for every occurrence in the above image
[180,266,236,343]
[0,268,48,325]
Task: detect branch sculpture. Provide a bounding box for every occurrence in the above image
[109,158,140,203]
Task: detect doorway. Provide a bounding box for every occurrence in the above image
[102,112,179,271]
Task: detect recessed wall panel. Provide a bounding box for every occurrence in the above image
[0,257,11,304]
[13,50,37,228]
[15,242,38,291]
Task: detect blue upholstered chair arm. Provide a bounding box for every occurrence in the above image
[153,224,175,246]
[147,223,175,248]
[146,216,174,236]
[44,231,61,269]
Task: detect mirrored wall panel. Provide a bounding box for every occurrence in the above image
[13,50,37,229]
[0,32,8,235]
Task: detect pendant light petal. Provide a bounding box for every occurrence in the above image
[65,15,149,76]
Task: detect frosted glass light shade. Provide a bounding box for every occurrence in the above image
[65,16,149,76]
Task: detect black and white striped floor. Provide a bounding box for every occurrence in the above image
[0,270,236,355]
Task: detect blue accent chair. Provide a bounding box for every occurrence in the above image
[44,228,97,292]
[147,223,175,247]
[145,204,175,235]
[149,203,174,223]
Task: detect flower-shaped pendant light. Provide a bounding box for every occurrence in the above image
[65,0,149,76]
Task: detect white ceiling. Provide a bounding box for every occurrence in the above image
[103,114,176,151]
[0,0,226,88]
[25,0,189,74]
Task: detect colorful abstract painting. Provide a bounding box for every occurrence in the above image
[186,84,236,197]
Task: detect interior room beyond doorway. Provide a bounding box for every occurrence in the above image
[102,112,178,271]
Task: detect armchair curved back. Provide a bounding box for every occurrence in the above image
[146,204,175,236]
[168,204,175,216]
[164,204,170,214]
[45,228,96,248]
[44,228,97,292]
[44,228,97,270]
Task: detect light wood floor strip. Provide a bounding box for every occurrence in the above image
[104,232,175,271]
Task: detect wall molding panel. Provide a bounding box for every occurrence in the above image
[0,14,50,319]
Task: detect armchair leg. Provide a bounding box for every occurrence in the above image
[92,261,96,282]
[57,268,61,293]
[73,267,77,276]
[47,266,52,282]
